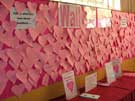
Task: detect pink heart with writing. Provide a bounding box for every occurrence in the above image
[66,81,74,92]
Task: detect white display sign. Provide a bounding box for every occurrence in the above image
[85,72,97,92]
[121,17,127,28]
[10,7,36,29]
[111,59,122,78]
[105,62,116,84]
[62,71,78,100]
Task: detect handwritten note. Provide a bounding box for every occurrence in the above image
[10,7,36,29]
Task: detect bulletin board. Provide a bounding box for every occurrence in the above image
[0,0,135,99]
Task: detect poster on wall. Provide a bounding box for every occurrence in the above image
[10,7,36,29]
[84,6,96,28]
[97,8,112,28]
[85,72,97,92]
[58,3,81,28]
[62,71,78,100]
[120,17,127,28]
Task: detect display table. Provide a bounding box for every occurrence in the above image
[111,76,135,101]
[69,86,131,101]
[51,76,135,101]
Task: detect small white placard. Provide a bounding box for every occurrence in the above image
[111,59,122,78]
[62,71,78,100]
[10,7,36,29]
[105,62,116,84]
[121,17,127,28]
[85,72,97,92]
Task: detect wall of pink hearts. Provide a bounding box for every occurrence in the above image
[0,0,135,99]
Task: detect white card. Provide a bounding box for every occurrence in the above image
[111,59,122,78]
[105,62,116,84]
[62,71,78,100]
[121,17,127,28]
[85,72,97,92]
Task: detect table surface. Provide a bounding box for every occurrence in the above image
[51,76,135,101]
[70,76,135,101]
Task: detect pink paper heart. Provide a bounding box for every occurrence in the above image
[50,71,58,82]
[7,71,16,84]
[15,30,27,41]
[28,69,40,83]
[0,81,7,95]
[66,81,74,92]
[11,84,25,96]
[2,21,16,33]
[24,81,32,92]
[0,5,9,21]
[0,50,8,62]
[6,49,22,68]
[27,1,37,13]
[42,74,49,86]
[28,78,37,88]
[16,71,28,84]
[0,0,14,10]
[14,1,26,13]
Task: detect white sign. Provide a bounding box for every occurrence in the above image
[10,7,36,29]
[85,72,97,92]
[111,59,122,78]
[59,3,81,28]
[62,71,78,100]
[121,17,127,28]
[105,62,116,84]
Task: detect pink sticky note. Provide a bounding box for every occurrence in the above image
[0,5,9,21]
[42,74,49,86]
[11,84,25,96]
[24,81,32,92]
[2,21,16,33]
[7,70,16,84]
[16,71,28,84]
[28,69,40,83]
[15,1,26,13]
[27,1,37,13]
[0,0,14,10]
